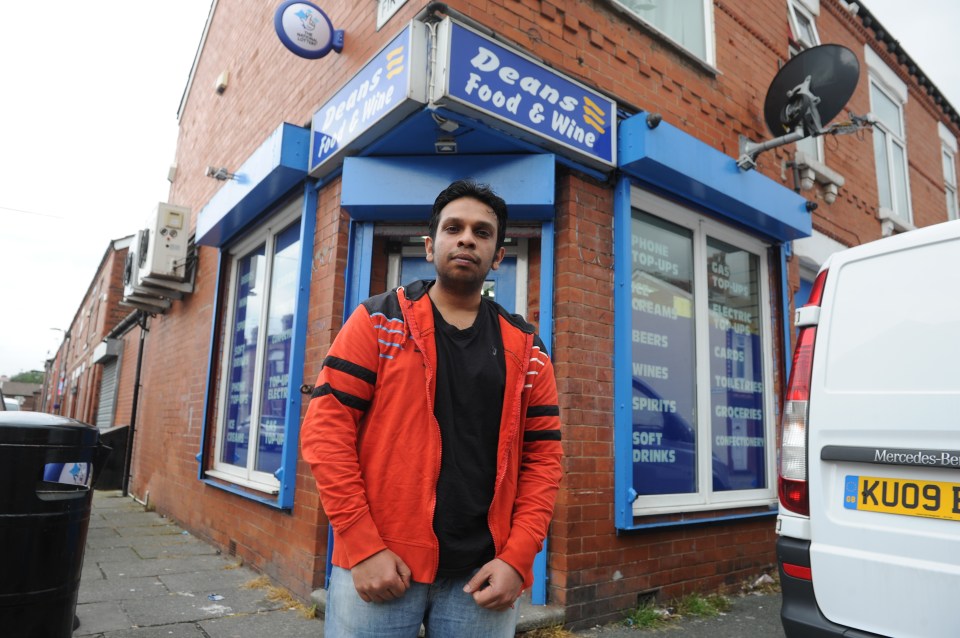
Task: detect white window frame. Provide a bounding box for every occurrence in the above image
[787,0,820,49]
[866,46,912,225]
[787,1,824,163]
[209,198,302,494]
[611,0,716,67]
[628,189,777,516]
[940,122,959,220]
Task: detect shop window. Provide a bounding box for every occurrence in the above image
[620,190,776,520]
[613,0,714,66]
[940,123,959,220]
[209,201,301,493]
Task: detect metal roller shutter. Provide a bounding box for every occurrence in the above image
[96,359,118,428]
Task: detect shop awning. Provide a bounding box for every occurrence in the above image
[196,123,310,247]
[619,114,811,242]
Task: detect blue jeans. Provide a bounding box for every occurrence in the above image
[324,566,520,638]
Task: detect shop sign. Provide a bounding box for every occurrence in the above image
[309,22,427,177]
[274,1,344,59]
[434,19,616,169]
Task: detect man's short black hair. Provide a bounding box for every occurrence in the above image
[429,180,508,250]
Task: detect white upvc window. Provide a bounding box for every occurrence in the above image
[866,47,912,224]
[613,0,715,67]
[787,0,820,50]
[625,189,777,517]
[788,1,823,162]
[940,122,959,220]
[210,199,302,493]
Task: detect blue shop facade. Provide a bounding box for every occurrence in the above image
[187,13,809,611]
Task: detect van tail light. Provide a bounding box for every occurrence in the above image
[782,562,813,581]
[778,269,829,517]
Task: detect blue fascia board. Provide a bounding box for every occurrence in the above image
[196,123,310,247]
[340,154,555,221]
[618,115,811,242]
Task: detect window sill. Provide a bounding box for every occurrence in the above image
[794,151,845,204]
[620,504,779,532]
[205,469,280,495]
[877,207,915,237]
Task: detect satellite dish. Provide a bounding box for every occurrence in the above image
[738,44,866,171]
[764,44,860,137]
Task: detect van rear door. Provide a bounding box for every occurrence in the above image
[807,221,960,638]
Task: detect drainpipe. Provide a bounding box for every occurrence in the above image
[121,311,148,497]
[106,309,144,340]
[55,331,72,415]
[39,359,53,413]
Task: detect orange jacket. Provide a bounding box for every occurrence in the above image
[301,281,563,588]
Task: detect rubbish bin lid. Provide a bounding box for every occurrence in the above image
[0,412,100,446]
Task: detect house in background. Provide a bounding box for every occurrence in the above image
[40,236,141,429]
[43,0,958,628]
[0,380,41,411]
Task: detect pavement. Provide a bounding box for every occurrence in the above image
[74,490,785,637]
[76,490,321,637]
[563,591,785,638]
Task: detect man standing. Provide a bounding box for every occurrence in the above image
[301,180,563,637]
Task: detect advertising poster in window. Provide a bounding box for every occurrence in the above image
[256,225,300,474]
[631,212,698,495]
[706,238,766,491]
[222,247,266,468]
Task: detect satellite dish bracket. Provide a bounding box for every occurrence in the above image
[738,44,863,172]
[737,127,806,171]
[786,76,826,136]
[738,76,830,171]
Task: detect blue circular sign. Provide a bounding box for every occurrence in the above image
[274,1,343,59]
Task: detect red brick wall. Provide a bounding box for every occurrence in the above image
[112,324,142,427]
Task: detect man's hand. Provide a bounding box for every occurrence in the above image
[463,558,523,611]
[351,549,412,603]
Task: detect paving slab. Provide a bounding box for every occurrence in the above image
[74,600,133,636]
[158,566,260,594]
[97,554,236,579]
[84,545,142,564]
[200,609,325,638]
[119,589,281,627]
[77,575,169,604]
[100,624,209,638]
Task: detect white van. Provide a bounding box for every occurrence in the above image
[777,219,960,637]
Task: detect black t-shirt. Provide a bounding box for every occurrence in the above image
[431,298,506,576]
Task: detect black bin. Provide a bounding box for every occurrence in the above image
[0,413,110,637]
